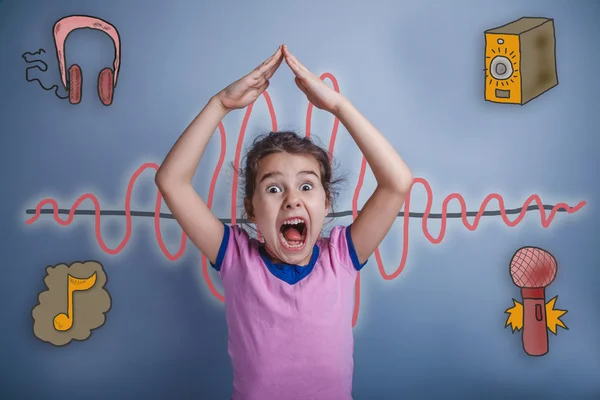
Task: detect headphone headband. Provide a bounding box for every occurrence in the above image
[53,15,121,90]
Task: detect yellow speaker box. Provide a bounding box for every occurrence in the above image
[484,17,558,105]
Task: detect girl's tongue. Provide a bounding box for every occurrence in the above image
[282,225,303,242]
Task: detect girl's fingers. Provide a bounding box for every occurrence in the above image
[253,76,266,88]
[256,79,270,94]
[254,46,282,76]
[266,46,282,67]
[284,45,308,72]
[254,53,281,86]
[265,53,284,80]
[267,46,283,66]
[294,77,307,94]
[282,45,296,67]
[265,46,283,79]
[285,54,303,77]
[284,46,311,79]
[256,51,282,83]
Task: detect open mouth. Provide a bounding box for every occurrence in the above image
[278,217,308,250]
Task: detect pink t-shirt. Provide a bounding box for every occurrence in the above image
[210,222,368,400]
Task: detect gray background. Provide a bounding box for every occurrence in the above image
[1,0,598,398]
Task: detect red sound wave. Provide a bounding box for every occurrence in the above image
[25,73,587,327]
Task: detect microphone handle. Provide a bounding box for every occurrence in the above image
[521,287,548,356]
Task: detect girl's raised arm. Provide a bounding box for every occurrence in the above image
[155,46,284,264]
[282,45,413,267]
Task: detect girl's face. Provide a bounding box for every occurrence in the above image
[246,152,329,266]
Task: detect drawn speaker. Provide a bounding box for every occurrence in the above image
[484,17,558,105]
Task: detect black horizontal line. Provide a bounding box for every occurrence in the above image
[25,204,565,224]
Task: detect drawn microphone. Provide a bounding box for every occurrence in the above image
[509,246,557,356]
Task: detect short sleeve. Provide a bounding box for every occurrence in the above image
[209,221,252,279]
[328,224,368,275]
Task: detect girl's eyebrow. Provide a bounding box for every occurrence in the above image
[259,170,319,184]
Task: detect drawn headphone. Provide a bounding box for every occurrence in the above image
[53,15,121,106]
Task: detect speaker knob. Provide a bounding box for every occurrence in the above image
[490,56,513,80]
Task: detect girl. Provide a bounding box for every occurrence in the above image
[155,44,413,400]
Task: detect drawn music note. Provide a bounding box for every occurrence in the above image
[53,272,97,331]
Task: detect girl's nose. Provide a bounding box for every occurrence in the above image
[285,200,301,209]
[284,195,302,209]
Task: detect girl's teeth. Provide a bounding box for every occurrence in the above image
[284,218,303,225]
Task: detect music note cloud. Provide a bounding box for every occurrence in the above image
[32,260,111,346]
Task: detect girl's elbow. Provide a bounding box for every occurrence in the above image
[398,171,414,194]
[154,169,167,187]
[155,168,174,190]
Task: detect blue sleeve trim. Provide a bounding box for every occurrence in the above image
[210,221,230,271]
[345,223,368,271]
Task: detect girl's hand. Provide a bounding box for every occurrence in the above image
[217,46,284,111]
[282,45,346,114]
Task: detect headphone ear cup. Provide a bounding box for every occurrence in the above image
[98,67,114,106]
[68,64,82,104]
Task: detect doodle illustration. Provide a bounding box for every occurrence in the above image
[22,14,121,106]
[505,246,567,356]
[484,17,558,105]
[23,75,587,327]
[32,260,111,346]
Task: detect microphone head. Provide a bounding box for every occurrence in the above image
[509,246,557,288]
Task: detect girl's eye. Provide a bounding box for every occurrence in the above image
[266,183,313,193]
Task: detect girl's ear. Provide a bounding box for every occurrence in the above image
[244,197,255,223]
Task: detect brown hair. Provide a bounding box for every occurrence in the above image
[232,130,347,238]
